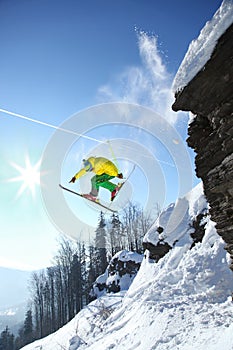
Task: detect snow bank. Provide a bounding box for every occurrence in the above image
[143,181,207,247]
[172,0,233,93]
[112,250,143,264]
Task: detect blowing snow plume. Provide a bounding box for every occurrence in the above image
[98,30,178,125]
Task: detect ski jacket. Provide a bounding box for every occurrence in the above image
[74,157,118,180]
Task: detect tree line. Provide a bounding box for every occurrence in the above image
[1,202,155,349]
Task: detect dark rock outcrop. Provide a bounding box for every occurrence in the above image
[142,240,171,261]
[172,24,233,268]
[90,250,143,299]
[190,213,208,249]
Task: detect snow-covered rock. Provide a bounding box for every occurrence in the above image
[91,250,143,298]
[143,182,208,260]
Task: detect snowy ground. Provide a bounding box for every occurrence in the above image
[21,183,233,350]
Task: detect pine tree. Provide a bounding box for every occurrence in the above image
[109,213,122,255]
[0,326,14,350]
[95,212,108,276]
[70,251,82,314]
[22,309,34,346]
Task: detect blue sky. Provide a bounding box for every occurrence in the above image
[0,0,223,270]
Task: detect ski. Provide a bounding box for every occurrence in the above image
[59,184,118,213]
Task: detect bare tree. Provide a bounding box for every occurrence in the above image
[121,202,153,253]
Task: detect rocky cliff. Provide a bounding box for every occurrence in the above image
[172,24,233,268]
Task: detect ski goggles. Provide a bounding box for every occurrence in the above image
[83,159,93,171]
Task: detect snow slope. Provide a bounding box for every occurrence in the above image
[172,0,233,93]
[21,183,233,350]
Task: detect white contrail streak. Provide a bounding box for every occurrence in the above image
[0,108,104,143]
[0,107,175,167]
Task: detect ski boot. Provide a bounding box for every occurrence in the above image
[111,183,123,202]
[82,193,99,203]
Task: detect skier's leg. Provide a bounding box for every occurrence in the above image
[90,174,122,201]
[90,175,100,196]
[93,174,116,192]
[82,175,100,201]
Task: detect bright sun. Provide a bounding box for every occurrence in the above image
[9,155,41,198]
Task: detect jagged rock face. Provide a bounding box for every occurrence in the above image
[172,24,233,268]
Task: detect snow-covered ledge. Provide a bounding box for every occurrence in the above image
[172,0,233,95]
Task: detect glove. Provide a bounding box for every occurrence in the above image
[69,176,76,183]
[117,173,123,179]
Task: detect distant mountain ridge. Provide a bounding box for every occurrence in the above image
[0,267,32,334]
[0,267,31,309]
[0,302,27,335]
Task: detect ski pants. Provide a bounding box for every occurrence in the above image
[90,173,117,196]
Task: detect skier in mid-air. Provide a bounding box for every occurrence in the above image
[69,156,123,202]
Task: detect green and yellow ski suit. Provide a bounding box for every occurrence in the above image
[74,157,119,195]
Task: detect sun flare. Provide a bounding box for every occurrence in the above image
[9,156,41,198]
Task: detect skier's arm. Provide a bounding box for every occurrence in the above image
[74,168,87,180]
[69,167,87,183]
